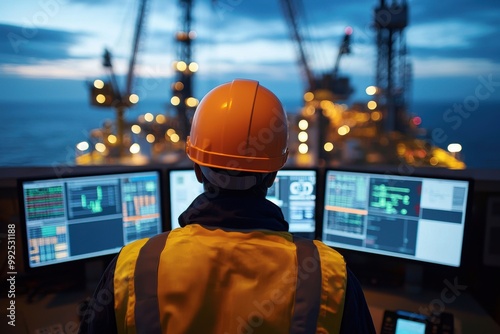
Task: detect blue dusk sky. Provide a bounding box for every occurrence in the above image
[1,0,499,107]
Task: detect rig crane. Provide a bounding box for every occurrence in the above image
[279,0,354,165]
[279,0,353,102]
[83,0,198,165]
[89,0,149,158]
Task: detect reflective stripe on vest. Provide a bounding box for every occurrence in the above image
[134,231,170,334]
[290,237,322,334]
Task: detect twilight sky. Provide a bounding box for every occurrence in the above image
[1,0,499,107]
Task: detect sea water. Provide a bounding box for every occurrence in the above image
[0,99,498,169]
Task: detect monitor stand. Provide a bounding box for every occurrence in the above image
[404,262,424,294]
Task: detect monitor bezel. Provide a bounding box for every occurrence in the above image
[165,166,322,238]
[165,166,198,230]
[17,167,166,275]
[270,167,321,239]
[318,167,474,271]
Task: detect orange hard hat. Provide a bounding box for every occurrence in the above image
[186,79,289,173]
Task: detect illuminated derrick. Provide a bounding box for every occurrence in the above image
[171,0,199,140]
[374,0,410,133]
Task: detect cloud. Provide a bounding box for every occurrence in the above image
[408,19,497,51]
[410,0,499,25]
[412,57,500,77]
[405,15,500,78]
[203,0,285,23]
[1,0,499,104]
[0,58,104,80]
[408,21,487,48]
[0,23,88,64]
[408,20,500,63]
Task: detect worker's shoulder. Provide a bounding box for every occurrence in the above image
[119,235,153,258]
[121,229,176,254]
[312,239,346,266]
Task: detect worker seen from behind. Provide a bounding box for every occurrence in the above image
[79,79,376,333]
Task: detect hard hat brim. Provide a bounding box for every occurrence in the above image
[186,137,288,173]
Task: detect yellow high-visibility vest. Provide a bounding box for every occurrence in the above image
[114,224,347,334]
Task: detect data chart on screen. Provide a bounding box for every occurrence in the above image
[20,170,163,268]
[322,170,470,267]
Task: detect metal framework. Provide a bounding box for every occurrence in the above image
[374,0,409,132]
[171,0,196,139]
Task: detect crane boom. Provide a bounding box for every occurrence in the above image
[280,0,353,101]
[331,26,352,79]
[125,0,148,96]
[126,0,149,97]
[88,0,149,158]
[279,0,315,91]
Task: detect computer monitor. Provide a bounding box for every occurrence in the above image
[19,169,163,270]
[266,169,317,238]
[168,168,204,230]
[168,168,317,238]
[321,169,471,267]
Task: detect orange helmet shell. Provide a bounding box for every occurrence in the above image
[186,79,289,173]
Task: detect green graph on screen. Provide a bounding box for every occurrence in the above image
[81,186,103,213]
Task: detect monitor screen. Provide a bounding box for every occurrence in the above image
[20,170,163,269]
[321,169,471,267]
[168,169,317,237]
[266,169,316,236]
[168,169,204,230]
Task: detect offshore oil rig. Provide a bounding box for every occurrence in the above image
[76,0,465,169]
